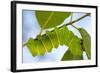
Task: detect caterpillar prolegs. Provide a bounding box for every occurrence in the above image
[24,25,83,57]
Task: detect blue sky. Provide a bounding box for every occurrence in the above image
[22,10,91,63]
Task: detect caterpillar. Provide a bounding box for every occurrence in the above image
[24,25,83,57]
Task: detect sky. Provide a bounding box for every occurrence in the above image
[22,10,91,63]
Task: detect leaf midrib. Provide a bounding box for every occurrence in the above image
[42,12,54,28]
[41,40,48,52]
[55,28,60,45]
[68,36,74,46]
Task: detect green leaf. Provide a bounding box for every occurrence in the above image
[24,25,83,58]
[69,36,82,56]
[61,49,83,61]
[35,40,46,56]
[46,30,59,48]
[65,30,74,46]
[78,28,91,59]
[56,25,83,56]
[54,25,69,45]
[25,38,38,56]
[38,35,53,52]
[36,11,71,29]
[25,38,46,56]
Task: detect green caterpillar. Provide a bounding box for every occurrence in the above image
[24,25,83,57]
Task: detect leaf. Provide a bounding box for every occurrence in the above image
[25,38,46,56]
[78,28,91,59]
[46,30,59,48]
[54,25,69,45]
[35,40,46,56]
[25,38,38,56]
[38,35,53,52]
[36,11,71,29]
[68,36,83,56]
[56,25,83,56]
[61,49,83,61]
[65,30,74,46]
[24,25,83,57]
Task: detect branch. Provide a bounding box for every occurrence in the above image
[59,13,90,28]
[24,13,90,42]
[42,13,90,36]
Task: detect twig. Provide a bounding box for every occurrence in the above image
[43,13,90,36]
[23,13,90,45]
[59,13,90,28]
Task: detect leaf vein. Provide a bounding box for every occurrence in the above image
[43,12,54,28]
